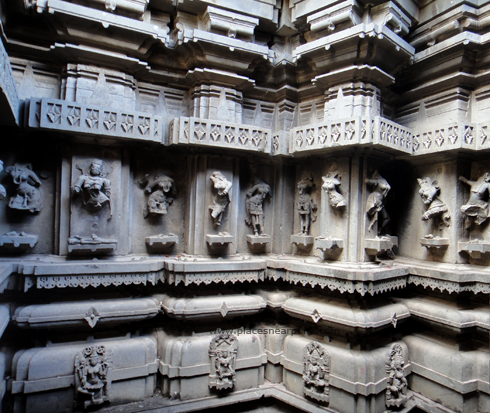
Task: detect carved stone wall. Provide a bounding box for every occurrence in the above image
[0,0,489,412]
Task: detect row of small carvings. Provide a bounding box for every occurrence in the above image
[9,327,410,412]
[9,291,490,331]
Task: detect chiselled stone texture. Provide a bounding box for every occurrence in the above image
[3,0,490,412]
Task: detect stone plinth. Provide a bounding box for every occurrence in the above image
[0,233,38,252]
[146,234,178,252]
[420,236,449,249]
[458,240,490,259]
[206,233,234,246]
[291,234,314,252]
[365,236,398,256]
[247,235,271,246]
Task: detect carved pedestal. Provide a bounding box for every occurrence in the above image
[365,236,398,256]
[314,237,344,260]
[458,240,490,259]
[420,236,449,249]
[0,232,38,252]
[146,234,178,252]
[206,233,234,247]
[291,234,314,252]
[247,235,271,253]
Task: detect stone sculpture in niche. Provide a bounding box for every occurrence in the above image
[322,172,346,209]
[459,173,490,226]
[386,343,409,408]
[365,171,391,234]
[209,332,238,390]
[4,163,42,212]
[142,173,176,218]
[72,159,112,219]
[209,171,232,227]
[245,178,271,236]
[303,341,330,403]
[417,177,451,249]
[296,176,317,235]
[75,345,112,409]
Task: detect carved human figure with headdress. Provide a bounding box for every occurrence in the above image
[459,173,490,226]
[365,171,391,234]
[245,178,271,236]
[297,176,317,235]
[72,159,112,219]
[144,173,176,218]
[75,345,112,408]
[386,344,408,408]
[209,171,232,227]
[322,172,346,209]
[5,163,42,212]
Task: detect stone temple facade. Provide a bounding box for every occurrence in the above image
[0,0,489,412]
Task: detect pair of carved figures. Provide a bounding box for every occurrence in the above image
[0,161,43,213]
[75,345,112,408]
[209,333,238,390]
[141,173,176,218]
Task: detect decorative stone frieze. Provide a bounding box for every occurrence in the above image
[412,122,477,155]
[162,257,267,286]
[169,116,271,153]
[290,116,412,155]
[26,98,164,143]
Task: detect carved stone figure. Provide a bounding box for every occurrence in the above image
[459,173,490,226]
[209,171,232,227]
[303,342,330,403]
[322,172,346,209]
[245,178,271,236]
[5,163,42,212]
[209,332,238,390]
[366,171,391,234]
[75,345,112,408]
[142,173,176,218]
[417,177,451,226]
[72,159,112,219]
[386,344,409,408]
[297,176,317,235]
[0,160,7,199]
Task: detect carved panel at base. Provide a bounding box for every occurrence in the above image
[386,343,409,408]
[303,342,329,403]
[75,345,113,409]
[209,333,238,390]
